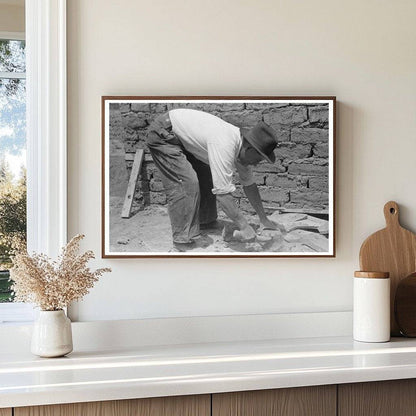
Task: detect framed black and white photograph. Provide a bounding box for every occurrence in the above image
[102,96,336,258]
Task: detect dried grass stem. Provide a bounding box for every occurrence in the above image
[10,234,111,310]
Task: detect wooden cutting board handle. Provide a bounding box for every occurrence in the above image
[383,201,400,229]
[359,201,416,336]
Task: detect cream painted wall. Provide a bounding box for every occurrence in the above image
[0,3,24,33]
[67,0,416,321]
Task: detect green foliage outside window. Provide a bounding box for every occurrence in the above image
[0,160,26,302]
[0,38,27,302]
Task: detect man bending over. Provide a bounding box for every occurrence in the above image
[146,108,279,251]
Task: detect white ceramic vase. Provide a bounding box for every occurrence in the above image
[31,310,73,358]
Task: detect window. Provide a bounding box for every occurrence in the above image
[0,0,67,324]
[0,34,26,305]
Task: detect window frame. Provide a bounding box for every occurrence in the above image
[0,31,24,41]
[0,0,67,323]
[0,31,25,79]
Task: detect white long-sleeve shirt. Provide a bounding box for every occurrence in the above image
[169,109,254,194]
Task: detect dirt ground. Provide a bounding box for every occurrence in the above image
[109,198,329,254]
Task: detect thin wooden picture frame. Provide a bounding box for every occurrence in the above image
[102,96,336,258]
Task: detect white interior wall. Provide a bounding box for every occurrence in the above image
[67,0,416,322]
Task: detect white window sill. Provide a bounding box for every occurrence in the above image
[0,303,35,324]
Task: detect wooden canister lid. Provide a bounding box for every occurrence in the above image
[354,271,390,279]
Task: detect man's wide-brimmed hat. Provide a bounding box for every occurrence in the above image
[241,121,278,164]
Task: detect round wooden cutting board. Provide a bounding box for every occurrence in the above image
[395,273,416,337]
[359,201,416,336]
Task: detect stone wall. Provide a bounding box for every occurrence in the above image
[108,102,330,214]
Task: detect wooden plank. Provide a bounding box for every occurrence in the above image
[121,149,144,219]
[0,409,12,416]
[125,152,153,163]
[338,380,416,416]
[212,386,336,416]
[15,395,210,416]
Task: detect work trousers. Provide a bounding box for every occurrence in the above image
[146,113,217,244]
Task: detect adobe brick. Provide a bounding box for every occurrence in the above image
[122,113,148,129]
[263,106,307,126]
[119,103,131,114]
[276,142,312,160]
[309,177,329,191]
[288,160,328,176]
[149,180,165,192]
[291,128,328,144]
[290,190,329,207]
[131,103,151,112]
[313,142,328,158]
[309,105,329,123]
[257,187,290,203]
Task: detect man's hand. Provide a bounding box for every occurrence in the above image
[217,193,250,230]
[260,217,279,230]
[243,184,279,231]
[233,224,256,242]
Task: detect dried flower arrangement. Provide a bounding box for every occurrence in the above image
[10,234,111,311]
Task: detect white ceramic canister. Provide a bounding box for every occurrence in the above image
[353,271,390,342]
[31,310,73,357]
